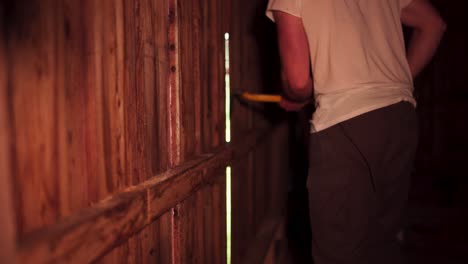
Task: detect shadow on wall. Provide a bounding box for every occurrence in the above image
[248,0,285,124]
[249,1,314,262]
[1,0,40,41]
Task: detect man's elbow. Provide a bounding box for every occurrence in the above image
[427,16,447,33]
[434,17,447,33]
[287,77,313,96]
[413,14,447,34]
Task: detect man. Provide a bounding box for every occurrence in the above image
[266,0,445,263]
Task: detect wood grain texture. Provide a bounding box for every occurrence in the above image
[195,0,225,153]
[17,125,270,263]
[231,156,253,263]
[3,1,464,264]
[212,178,227,264]
[123,0,151,186]
[153,0,171,173]
[97,211,172,264]
[101,0,127,193]
[146,147,231,221]
[200,183,215,264]
[19,189,147,264]
[178,0,202,162]
[9,1,62,234]
[4,0,290,263]
[0,18,17,263]
[63,0,108,212]
[172,187,202,263]
[168,0,182,167]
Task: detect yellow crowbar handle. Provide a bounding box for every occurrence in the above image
[240,92,281,103]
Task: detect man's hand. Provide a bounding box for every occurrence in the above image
[279,98,309,112]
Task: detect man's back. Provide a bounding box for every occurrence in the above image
[268,0,416,132]
[302,0,413,93]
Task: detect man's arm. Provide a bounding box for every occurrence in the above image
[402,0,446,78]
[273,11,313,110]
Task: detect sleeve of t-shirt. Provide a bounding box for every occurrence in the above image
[266,0,302,22]
[400,0,413,9]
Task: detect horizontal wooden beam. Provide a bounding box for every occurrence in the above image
[19,125,277,264]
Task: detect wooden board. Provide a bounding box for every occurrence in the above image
[0,16,17,263]
[2,0,291,263]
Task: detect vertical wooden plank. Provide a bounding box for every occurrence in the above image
[157,211,174,263]
[101,0,127,193]
[63,0,107,211]
[232,156,255,263]
[63,0,87,213]
[168,0,182,167]
[117,1,151,260]
[247,151,255,234]
[114,0,129,189]
[200,0,211,152]
[153,0,170,173]
[97,206,172,264]
[96,211,173,264]
[54,0,70,219]
[137,0,157,261]
[202,0,225,152]
[141,0,158,175]
[90,0,107,203]
[214,178,227,264]
[200,185,213,264]
[217,0,228,150]
[196,190,206,264]
[229,0,255,141]
[172,181,207,263]
[192,0,203,157]
[178,0,202,162]
[121,0,136,183]
[9,1,60,234]
[0,19,17,263]
[123,0,151,185]
[172,201,192,263]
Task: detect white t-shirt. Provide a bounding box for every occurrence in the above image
[267,0,416,132]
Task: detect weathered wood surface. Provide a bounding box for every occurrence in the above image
[2,0,291,263]
[0,16,17,264]
[167,0,182,167]
[17,125,273,263]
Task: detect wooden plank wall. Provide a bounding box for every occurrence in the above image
[1,0,289,263]
[0,10,17,263]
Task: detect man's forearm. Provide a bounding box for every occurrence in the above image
[406,23,446,78]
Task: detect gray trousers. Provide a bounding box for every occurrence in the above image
[307,102,418,264]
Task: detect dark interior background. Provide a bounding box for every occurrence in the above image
[254,0,468,262]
